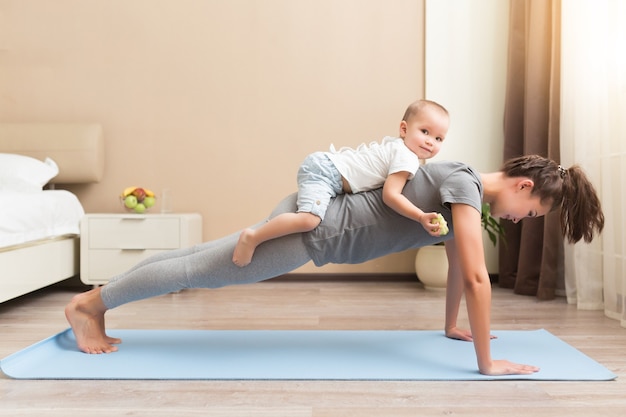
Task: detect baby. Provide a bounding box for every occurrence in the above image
[233,99,450,267]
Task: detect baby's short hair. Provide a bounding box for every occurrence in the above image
[402,99,449,122]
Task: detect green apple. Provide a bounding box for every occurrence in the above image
[124,195,138,209]
[436,213,449,235]
[133,203,146,213]
[143,196,156,208]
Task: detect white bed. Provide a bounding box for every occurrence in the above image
[0,123,104,303]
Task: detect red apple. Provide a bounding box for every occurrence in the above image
[132,187,146,202]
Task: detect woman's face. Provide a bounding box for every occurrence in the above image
[490,181,552,223]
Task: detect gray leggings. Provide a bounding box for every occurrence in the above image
[101,195,312,309]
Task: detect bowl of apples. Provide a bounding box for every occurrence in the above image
[120,186,156,213]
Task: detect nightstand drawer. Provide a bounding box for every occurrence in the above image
[87,249,166,282]
[80,213,202,285]
[87,217,180,249]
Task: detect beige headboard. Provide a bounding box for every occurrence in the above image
[0,123,104,184]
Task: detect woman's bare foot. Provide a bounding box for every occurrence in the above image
[64,287,121,354]
[232,228,258,267]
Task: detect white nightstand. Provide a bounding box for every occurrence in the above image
[80,213,202,285]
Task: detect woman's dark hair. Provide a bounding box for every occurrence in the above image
[501,155,604,244]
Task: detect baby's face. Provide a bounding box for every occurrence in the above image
[400,108,449,160]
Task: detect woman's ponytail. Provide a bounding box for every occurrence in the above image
[560,165,605,243]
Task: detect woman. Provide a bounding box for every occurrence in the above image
[65,155,604,376]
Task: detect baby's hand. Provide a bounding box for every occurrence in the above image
[419,212,449,236]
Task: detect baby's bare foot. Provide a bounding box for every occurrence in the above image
[232,228,257,267]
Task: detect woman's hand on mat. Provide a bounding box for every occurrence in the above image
[445,326,497,342]
[480,360,540,376]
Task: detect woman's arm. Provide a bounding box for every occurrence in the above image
[445,239,498,342]
[443,240,472,341]
[449,203,539,376]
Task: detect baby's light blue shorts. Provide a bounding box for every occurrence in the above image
[296,152,344,220]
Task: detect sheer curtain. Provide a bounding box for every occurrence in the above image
[560,0,626,326]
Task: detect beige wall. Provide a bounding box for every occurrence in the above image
[0,0,425,274]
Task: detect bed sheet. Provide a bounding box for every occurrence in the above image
[0,190,85,249]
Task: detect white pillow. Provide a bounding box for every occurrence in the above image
[0,153,59,192]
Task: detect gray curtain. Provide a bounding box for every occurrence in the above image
[498,0,563,300]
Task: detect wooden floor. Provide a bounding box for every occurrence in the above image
[1,276,624,416]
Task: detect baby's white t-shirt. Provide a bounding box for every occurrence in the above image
[326,136,420,193]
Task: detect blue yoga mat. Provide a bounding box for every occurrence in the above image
[0,328,616,380]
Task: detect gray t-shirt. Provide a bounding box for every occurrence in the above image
[301,161,483,266]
